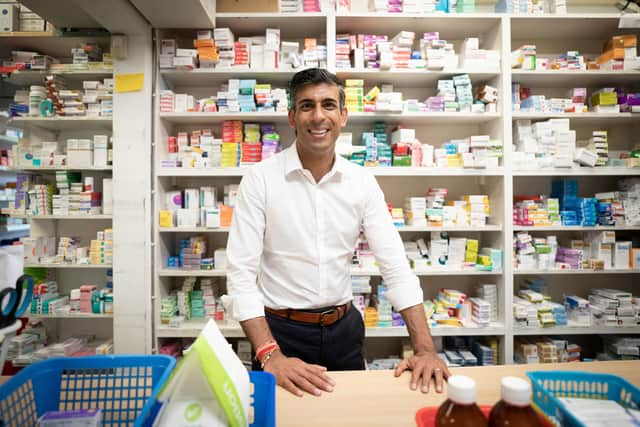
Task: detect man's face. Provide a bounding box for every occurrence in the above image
[288,82,348,157]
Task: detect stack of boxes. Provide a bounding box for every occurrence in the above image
[599,35,638,71]
[89,228,113,265]
[214,28,235,68]
[345,79,364,113]
[194,30,218,68]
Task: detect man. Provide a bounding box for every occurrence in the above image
[224,68,449,397]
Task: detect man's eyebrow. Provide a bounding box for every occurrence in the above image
[296,97,339,105]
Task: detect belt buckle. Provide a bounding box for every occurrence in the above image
[319,308,338,326]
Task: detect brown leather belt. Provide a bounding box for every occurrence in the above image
[265,302,351,326]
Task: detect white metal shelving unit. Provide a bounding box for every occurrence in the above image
[151,10,640,364]
[0,31,117,345]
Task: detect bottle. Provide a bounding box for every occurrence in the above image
[435,375,488,427]
[489,376,541,427]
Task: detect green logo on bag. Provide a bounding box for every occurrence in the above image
[184,402,203,422]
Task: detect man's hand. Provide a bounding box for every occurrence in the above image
[394,350,450,393]
[264,351,336,397]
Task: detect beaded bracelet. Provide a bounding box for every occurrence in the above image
[260,348,279,369]
[255,341,279,362]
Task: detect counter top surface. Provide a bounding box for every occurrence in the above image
[275,360,640,427]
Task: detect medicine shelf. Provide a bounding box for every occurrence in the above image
[155,320,506,338]
[513,168,640,177]
[366,323,506,337]
[511,70,640,87]
[3,69,113,87]
[367,167,504,176]
[160,111,500,125]
[0,33,110,59]
[157,268,227,277]
[159,112,288,124]
[156,225,502,233]
[214,13,327,38]
[397,225,502,232]
[336,69,500,86]
[347,112,501,125]
[509,14,624,40]
[156,166,505,177]
[511,112,638,124]
[352,268,503,276]
[11,166,113,172]
[156,320,244,338]
[513,225,640,232]
[0,135,20,146]
[9,214,113,220]
[24,263,113,269]
[513,325,640,336]
[27,313,114,319]
[335,13,501,36]
[10,116,113,131]
[159,226,231,233]
[514,269,640,275]
[156,167,249,177]
[151,12,640,365]
[160,69,304,87]
[157,268,504,277]
[0,224,30,232]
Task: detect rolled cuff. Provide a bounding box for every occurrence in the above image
[221,292,265,322]
[383,276,424,312]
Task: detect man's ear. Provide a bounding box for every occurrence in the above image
[340,107,348,128]
[288,108,296,129]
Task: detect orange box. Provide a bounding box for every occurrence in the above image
[598,48,625,64]
[194,39,215,48]
[603,34,637,52]
[220,205,234,227]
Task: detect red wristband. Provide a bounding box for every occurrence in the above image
[255,341,279,362]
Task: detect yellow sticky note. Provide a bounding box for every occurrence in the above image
[115,73,144,93]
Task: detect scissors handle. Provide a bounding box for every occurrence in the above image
[0,275,33,328]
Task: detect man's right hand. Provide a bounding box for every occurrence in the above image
[263,350,336,397]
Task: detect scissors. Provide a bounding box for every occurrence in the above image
[0,275,33,328]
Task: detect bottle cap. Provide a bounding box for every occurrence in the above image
[447,375,476,405]
[501,376,532,406]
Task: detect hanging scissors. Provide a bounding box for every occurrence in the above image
[0,275,33,328]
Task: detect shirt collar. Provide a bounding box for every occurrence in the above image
[284,141,346,179]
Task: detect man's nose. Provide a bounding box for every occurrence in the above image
[311,104,325,121]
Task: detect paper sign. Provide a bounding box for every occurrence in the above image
[115,73,144,93]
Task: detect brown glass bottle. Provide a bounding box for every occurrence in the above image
[435,376,488,427]
[488,376,541,427]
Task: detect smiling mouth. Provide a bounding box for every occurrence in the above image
[309,129,329,137]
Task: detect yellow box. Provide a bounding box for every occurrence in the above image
[159,210,173,228]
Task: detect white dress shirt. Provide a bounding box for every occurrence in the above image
[224,142,423,322]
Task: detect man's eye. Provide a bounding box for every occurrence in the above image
[299,103,313,110]
[323,103,337,110]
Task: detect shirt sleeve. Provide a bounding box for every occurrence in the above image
[222,168,267,322]
[361,172,423,311]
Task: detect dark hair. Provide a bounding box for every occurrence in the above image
[289,68,345,111]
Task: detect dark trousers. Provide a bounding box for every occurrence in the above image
[254,304,366,371]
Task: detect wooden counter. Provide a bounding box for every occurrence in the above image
[276,361,640,427]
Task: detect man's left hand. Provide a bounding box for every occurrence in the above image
[394,351,451,393]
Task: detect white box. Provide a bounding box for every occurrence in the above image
[614,241,631,269]
[102,178,113,215]
[0,4,19,32]
[161,39,176,55]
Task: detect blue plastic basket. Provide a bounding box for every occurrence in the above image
[0,355,175,427]
[249,371,276,427]
[527,370,640,427]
